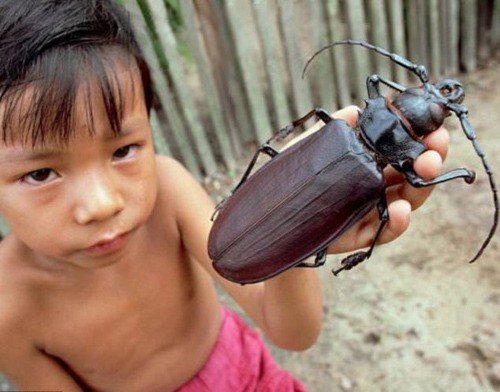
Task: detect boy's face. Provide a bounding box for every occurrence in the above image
[0,67,158,269]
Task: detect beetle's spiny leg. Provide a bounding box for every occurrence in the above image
[275,108,332,141]
[231,143,278,194]
[366,74,407,99]
[333,194,389,276]
[397,161,476,187]
[446,103,498,263]
[297,248,328,268]
[332,251,367,276]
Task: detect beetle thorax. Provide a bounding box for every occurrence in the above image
[391,86,447,137]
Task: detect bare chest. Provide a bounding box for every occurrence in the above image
[36,252,220,390]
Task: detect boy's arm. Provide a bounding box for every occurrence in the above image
[0,325,83,392]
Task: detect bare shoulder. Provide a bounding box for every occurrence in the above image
[155,154,195,188]
[0,237,38,330]
[154,154,213,215]
[0,238,38,362]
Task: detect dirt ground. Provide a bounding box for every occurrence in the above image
[214,63,500,392]
[1,66,498,392]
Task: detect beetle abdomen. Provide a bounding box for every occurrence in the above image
[209,120,385,283]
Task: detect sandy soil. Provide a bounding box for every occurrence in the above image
[1,64,499,392]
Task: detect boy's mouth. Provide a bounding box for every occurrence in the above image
[85,230,132,256]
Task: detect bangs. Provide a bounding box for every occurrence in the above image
[0,46,141,147]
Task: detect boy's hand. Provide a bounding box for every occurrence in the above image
[322,106,449,254]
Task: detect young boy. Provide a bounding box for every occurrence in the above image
[0,1,449,391]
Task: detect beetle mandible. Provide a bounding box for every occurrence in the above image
[208,40,498,284]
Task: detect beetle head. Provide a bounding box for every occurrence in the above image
[433,79,465,104]
[391,80,464,138]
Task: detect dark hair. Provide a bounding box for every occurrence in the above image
[0,0,152,146]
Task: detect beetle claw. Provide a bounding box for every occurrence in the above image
[464,170,476,184]
[332,251,368,276]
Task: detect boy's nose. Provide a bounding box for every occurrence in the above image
[73,173,125,225]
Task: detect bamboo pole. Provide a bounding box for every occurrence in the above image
[206,0,253,149]
[493,0,500,47]
[253,0,292,128]
[387,0,408,85]
[308,1,337,111]
[428,0,442,77]
[224,0,273,143]
[125,0,201,177]
[180,1,236,170]
[344,0,370,101]
[461,0,478,72]
[145,0,218,175]
[325,0,351,107]
[278,0,315,122]
[366,0,391,78]
[150,108,171,156]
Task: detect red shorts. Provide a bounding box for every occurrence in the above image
[175,307,307,391]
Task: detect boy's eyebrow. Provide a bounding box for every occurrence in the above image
[0,149,62,164]
[0,116,147,163]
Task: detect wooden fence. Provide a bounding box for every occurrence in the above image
[123,0,500,179]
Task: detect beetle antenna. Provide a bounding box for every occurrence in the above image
[467,146,498,263]
[447,103,499,263]
[302,40,429,83]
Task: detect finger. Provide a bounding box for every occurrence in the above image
[422,126,449,161]
[385,150,443,210]
[414,149,443,180]
[348,199,412,247]
[377,199,412,244]
[332,105,360,127]
[384,126,449,187]
[327,199,411,254]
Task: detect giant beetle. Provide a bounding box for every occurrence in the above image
[208,40,498,284]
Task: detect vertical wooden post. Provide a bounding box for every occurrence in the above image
[224,0,273,143]
[366,0,391,78]
[325,0,352,107]
[125,0,201,178]
[308,1,337,111]
[150,108,171,156]
[428,0,442,77]
[180,1,237,170]
[146,0,218,175]
[387,0,408,85]
[278,0,315,121]
[461,0,478,72]
[344,0,370,101]
[493,0,500,47]
[253,0,292,127]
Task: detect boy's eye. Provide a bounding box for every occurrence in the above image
[113,144,138,160]
[22,168,57,185]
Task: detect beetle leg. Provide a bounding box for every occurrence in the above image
[232,143,279,194]
[396,160,476,187]
[296,248,328,268]
[274,108,333,140]
[332,194,389,276]
[366,74,407,98]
